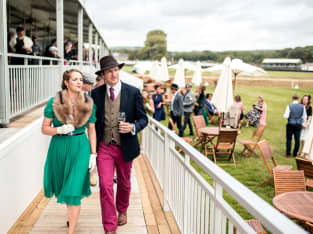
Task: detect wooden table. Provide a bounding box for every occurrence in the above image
[272,191,313,223]
[197,127,219,155]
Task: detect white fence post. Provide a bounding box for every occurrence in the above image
[183,153,190,234]
[163,132,172,211]
[214,182,223,234]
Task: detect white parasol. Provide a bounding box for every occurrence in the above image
[204,58,266,90]
[211,57,233,113]
[192,61,202,86]
[173,58,186,87]
[159,57,170,82]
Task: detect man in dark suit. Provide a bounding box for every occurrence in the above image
[91,56,148,234]
[168,83,184,137]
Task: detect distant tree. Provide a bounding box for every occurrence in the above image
[143,30,167,60]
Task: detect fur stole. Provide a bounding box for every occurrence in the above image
[52,90,93,127]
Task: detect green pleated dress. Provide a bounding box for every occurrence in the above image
[43,97,96,205]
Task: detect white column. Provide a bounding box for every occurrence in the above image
[56,0,64,59]
[0,0,10,125]
[77,6,83,62]
[95,32,98,64]
[88,24,93,64]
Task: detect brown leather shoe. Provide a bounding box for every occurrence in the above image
[105,231,116,234]
[118,212,127,226]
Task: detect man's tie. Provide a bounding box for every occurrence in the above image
[110,87,115,101]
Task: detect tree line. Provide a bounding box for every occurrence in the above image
[112,30,313,65]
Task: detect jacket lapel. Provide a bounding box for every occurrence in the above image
[99,84,106,120]
[120,82,128,114]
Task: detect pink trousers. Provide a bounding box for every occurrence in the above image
[97,141,133,231]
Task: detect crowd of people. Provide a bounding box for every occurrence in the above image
[8,26,96,65]
[141,82,270,137]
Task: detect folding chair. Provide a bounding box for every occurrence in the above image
[207,129,238,167]
[240,124,266,158]
[296,157,313,189]
[273,169,306,196]
[257,140,292,185]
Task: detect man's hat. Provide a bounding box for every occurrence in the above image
[171,83,179,90]
[82,72,96,85]
[95,56,124,76]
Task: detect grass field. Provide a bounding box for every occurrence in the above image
[156,85,312,220]
[123,65,313,80]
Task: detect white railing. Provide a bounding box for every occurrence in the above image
[142,117,306,234]
[0,118,50,233]
[0,53,95,125]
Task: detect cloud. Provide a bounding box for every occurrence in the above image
[85,0,313,51]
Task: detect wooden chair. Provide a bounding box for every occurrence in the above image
[207,129,238,167]
[257,140,292,185]
[273,169,306,196]
[192,115,207,141]
[234,219,267,234]
[240,124,266,158]
[296,157,313,188]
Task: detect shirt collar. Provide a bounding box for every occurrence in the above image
[107,80,121,90]
[292,100,299,104]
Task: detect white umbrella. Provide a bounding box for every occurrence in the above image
[168,61,197,71]
[159,57,170,82]
[120,70,144,90]
[192,61,202,86]
[204,58,266,90]
[211,57,233,113]
[173,58,185,88]
[134,61,152,74]
[150,61,161,81]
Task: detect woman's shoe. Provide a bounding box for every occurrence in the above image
[67,221,69,227]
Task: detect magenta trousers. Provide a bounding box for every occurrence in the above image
[97,141,133,231]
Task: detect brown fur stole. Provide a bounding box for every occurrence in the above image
[52,90,93,127]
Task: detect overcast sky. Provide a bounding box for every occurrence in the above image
[85,0,313,51]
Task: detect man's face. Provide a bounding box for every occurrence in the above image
[186,86,192,91]
[104,66,120,86]
[171,88,177,94]
[18,30,24,37]
[82,83,93,92]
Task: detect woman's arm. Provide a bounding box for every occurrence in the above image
[41,117,57,136]
[87,123,97,154]
[149,99,155,114]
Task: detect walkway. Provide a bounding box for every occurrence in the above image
[4,105,179,233]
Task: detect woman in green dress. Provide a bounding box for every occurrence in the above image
[41,69,97,234]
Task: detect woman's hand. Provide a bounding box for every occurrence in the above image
[89,154,97,172]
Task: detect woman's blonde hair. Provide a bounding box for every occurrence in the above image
[61,69,83,90]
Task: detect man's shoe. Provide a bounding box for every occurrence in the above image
[105,231,116,234]
[118,212,127,226]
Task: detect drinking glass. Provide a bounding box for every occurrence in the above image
[118,112,126,123]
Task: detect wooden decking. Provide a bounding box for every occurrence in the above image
[8,154,180,234]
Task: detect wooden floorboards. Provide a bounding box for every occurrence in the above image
[8,154,180,233]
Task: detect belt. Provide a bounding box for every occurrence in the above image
[108,139,119,146]
[56,132,84,136]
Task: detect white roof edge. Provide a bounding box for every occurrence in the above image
[262,58,302,64]
[77,0,109,49]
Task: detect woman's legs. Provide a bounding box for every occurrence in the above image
[67,205,81,234]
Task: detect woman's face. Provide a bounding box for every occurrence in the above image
[155,87,161,94]
[258,97,263,103]
[303,96,309,105]
[65,72,83,93]
[142,91,148,99]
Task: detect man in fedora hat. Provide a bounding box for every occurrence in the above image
[91,55,148,234]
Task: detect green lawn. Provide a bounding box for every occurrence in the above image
[123,65,313,80]
[157,85,312,219]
